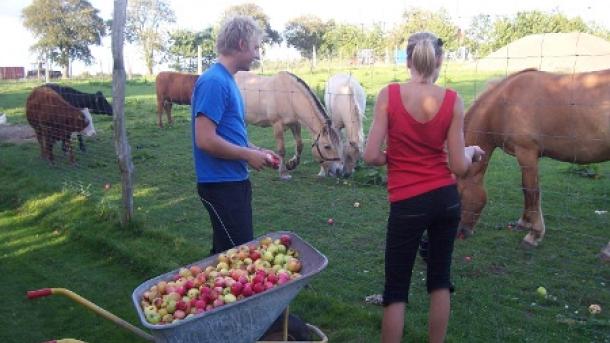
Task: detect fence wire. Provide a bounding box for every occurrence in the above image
[2,21,609,342]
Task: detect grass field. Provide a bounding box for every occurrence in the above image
[0,63,608,342]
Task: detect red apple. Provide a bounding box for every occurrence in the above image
[231,282,243,296]
[242,283,254,297]
[189,265,202,276]
[173,310,186,320]
[214,277,225,288]
[213,298,224,308]
[175,300,188,312]
[253,274,265,284]
[253,282,265,294]
[249,250,261,261]
[194,299,206,309]
[280,234,292,247]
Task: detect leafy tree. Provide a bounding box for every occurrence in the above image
[221,3,281,45]
[22,0,106,78]
[488,11,591,53]
[284,15,333,59]
[392,8,460,52]
[465,14,494,58]
[587,22,610,41]
[126,0,176,75]
[167,28,215,73]
[320,23,386,62]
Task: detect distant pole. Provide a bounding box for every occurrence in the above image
[45,57,50,83]
[197,45,202,74]
[312,45,317,71]
[112,0,134,226]
[259,46,264,73]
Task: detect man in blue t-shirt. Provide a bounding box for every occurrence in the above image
[192,16,279,254]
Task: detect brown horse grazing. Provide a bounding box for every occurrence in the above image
[236,71,343,180]
[155,71,198,128]
[457,68,610,247]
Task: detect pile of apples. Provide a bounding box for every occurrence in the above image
[140,234,302,325]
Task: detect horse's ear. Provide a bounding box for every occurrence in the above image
[96,91,103,97]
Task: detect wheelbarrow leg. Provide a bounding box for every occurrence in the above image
[282,306,289,341]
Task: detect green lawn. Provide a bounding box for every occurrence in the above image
[0,64,608,342]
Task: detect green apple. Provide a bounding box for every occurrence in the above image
[536,286,547,298]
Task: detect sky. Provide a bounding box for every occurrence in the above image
[0,0,608,75]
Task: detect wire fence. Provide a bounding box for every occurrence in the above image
[2,17,609,342]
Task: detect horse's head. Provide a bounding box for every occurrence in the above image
[341,141,361,177]
[312,121,343,177]
[456,159,488,239]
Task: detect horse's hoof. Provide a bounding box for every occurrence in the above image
[279,175,292,181]
[520,239,538,249]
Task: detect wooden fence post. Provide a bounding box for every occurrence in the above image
[112,0,134,225]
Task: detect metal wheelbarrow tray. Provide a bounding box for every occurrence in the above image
[132,231,328,343]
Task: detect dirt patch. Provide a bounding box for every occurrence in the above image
[0,124,36,144]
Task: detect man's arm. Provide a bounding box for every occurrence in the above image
[195,114,269,171]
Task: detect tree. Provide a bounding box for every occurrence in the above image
[221,3,281,46]
[465,14,494,58]
[391,8,460,52]
[125,0,176,75]
[167,28,215,73]
[488,11,592,53]
[22,0,106,78]
[284,15,333,59]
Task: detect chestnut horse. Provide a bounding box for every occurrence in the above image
[155,71,198,128]
[457,68,610,247]
[324,73,366,177]
[236,71,343,180]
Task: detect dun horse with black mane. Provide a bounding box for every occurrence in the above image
[457,68,610,247]
[236,71,343,180]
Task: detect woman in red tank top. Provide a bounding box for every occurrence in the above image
[364,32,484,343]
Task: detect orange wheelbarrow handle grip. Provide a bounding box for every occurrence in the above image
[27,288,53,299]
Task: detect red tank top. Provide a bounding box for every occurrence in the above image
[386,83,457,202]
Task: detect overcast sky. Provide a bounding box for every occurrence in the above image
[0,0,607,75]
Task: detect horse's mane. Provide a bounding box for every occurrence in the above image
[466,68,538,127]
[284,71,331,122]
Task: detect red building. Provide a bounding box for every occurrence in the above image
[0,67,25,80]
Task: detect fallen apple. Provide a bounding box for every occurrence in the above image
[536,286,547,298]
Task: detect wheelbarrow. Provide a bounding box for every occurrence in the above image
[27,231,328,343]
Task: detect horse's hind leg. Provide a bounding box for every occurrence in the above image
[286,123,302,171]
[273,121,291,180]
[516,147,545,247]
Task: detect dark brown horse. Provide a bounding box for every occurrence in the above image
[155,71,198,128]
[457,68,610,246]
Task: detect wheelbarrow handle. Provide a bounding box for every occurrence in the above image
[27,288,53,299]
[26,287,155,342]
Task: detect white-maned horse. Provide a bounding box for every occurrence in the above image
[236,71,343,180]
[323,73,366,177]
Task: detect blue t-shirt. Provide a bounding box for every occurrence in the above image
[191,63,248,183]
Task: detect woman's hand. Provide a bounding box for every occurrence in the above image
[465,145,485,162]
